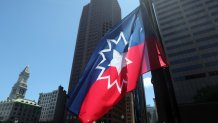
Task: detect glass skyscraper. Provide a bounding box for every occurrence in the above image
[153,0,218,104]
[152,0,218,122]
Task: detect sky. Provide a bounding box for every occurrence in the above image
[0,0,154,106]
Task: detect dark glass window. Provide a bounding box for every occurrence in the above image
[209,70,218,76]
[188,15,208,23]
[205,0,218,4]
[181,0,197,6]
[199,42,218,50]
[166,41,193,50]
[163,28,188,37]
[173,76,185,82]
[165,34,191,44]
[162,22,186,31]
[193,27,216,36]
[211,11,218,16]
[190,21,211,29]
[170,56,200,65]
[202,51,218,58]
[186,9,205,17]
[168,48,196,57]
[205,60,218,67]
[159,11,182,21]
[172,64,203,73]
[157,5,179,15]
[156,1,178,11]
[196,34,218,42]
[183,2,203,12]
[160,16,184,26]
[185,73,206,80]
[208,4,218,10]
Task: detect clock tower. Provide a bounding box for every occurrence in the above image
[8,66,30,100]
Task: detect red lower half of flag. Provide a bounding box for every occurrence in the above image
[78,43,145,123]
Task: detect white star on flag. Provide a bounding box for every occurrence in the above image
[109,50,132,74]
[108,49,133,93]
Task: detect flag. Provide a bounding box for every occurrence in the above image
[67,7,167,123]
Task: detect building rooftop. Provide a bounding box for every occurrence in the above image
[0,99,40,107]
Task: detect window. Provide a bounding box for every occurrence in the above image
[188,15,208,23]
[202,51,218,58]
[166,41,193,50]
[205,60,218,67]
[168,48,196,57]
[190,21,211,29]
[170,56,200,65]
[160,16,184,26]
[186,9,205,18]
[209,70,218,76]
[196,34,218,42]
[164,29,189,39]
[193,27,216,36]
[208,4,218,10]
[199,42,218,50]
[171,64,203,73]
[185,73,206,80]
[165,34,191,44]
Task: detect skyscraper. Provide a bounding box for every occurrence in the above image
[153,0,218,104]
[67,0,135,122]
[68,0,121,93]
[152,0,218,122]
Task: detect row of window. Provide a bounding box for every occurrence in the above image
[163,28,188,38]
[168,48,196,57]
[174,70,218,82]
[172,64,203,73]
[165,34,191,44]
[171,58,218,73]
[170,56,200,65]
[167,41,193,51]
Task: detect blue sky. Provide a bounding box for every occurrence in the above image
[0,0,154,106]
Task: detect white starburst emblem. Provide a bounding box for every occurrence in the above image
[96,32,133,93]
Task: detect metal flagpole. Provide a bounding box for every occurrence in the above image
[133,76,148,123]
[139,0,181,123]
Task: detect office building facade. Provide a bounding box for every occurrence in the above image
[152,0,218,122]
[38,86,67,123]
[153,0,218,104]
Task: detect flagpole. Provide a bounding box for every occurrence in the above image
[133,76,148,123]
[139,0,181,123]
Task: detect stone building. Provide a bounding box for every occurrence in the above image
[38,86,67,123]
[0,66,41,123]
[0,99,41,123]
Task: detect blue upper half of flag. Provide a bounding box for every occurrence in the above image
[67,7,146,115]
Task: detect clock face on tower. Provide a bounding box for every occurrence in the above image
[19,88,25,95]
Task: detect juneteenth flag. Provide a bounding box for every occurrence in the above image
[67,7,167,123]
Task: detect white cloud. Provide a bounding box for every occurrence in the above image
[143,77,153,88]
